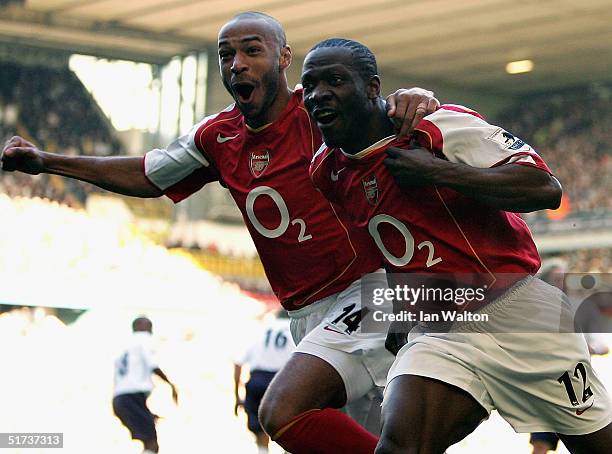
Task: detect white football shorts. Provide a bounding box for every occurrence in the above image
[289,269,395,410]
[386,276,612,435]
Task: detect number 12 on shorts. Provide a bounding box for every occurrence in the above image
[558,362,593,407]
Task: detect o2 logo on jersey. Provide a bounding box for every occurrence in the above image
[362,174,379,206]
[368,214,442,268]
[250,150,270,178]
[246,186,312,243]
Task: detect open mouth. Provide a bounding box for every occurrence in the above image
[232,82,256,104]
[313,108,338,127]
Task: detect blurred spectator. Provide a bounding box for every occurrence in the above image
[113,316,178,454]
[233,310,294,454]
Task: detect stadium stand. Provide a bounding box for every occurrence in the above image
[551,248,611,274]
[0,61,123,207]
[497,83,611,272]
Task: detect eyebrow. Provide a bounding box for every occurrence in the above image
[218,35,264,46]
[303,63,349,73]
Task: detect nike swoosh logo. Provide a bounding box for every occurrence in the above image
[217,133,239,143]
[576,400,594,415]
[331,168,346,181]
[323,325,344,334]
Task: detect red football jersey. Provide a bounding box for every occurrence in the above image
[144,89,381,310]
[310,105,550,289]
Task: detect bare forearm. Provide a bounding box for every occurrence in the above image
[42,152,162,198]
[153,368,173,386]
[234,364,242,400]
[431,162,562,212]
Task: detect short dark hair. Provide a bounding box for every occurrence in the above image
[132,316,152,332]
[232,11,287,47]
[309,38,378,82]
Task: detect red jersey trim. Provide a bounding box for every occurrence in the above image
[491,151,553,174]
[440,104,485,120]
[414,119,443,152]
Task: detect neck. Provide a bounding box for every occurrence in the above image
[245,84,293,129]
[342,98,395,154]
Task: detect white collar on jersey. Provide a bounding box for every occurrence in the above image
[340,135,396,160]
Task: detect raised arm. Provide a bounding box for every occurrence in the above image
[1,136,162,198]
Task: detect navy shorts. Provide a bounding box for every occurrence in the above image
[530,432,559,450]
[245,370,276,434]
[112,392,157,442]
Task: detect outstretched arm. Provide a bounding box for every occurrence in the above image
[1,136,162,198]
[384,146,562,212]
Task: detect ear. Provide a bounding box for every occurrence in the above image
[367,75,381,99]
[279,45,292,71]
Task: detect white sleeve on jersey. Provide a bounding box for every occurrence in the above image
[144,117,214,191]
[423,107,540,169]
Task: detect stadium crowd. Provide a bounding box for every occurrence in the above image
[542,248,611,274]
[0,61,123,206]
[496,84,611,273]
[498,83,611,216]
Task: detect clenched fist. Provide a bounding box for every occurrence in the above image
[1,136,46,175]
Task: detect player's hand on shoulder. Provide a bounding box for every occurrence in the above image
[384,146,440,187]
[386,88,439,137]
[1,136,45,175]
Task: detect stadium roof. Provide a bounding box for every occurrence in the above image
[1,0,611,94]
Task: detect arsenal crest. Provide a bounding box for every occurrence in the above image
[250,150,270,178]
[362,174,379,206]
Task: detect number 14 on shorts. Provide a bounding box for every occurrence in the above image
[329,303,371,335]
